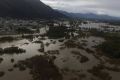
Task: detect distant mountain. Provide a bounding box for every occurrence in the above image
[0,0,65,19]
[58,10,120,21]
[71,13,120,20]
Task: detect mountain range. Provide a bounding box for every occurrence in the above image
[0,0,65,19]
[0,0,120,20]
[58,10,120,21]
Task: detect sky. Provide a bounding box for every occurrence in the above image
[41,0,120,17]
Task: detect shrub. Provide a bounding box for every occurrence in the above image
[3,46,26,54]
[0,36,15,42]
[0,71,5,77]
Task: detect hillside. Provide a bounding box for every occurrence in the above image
[0,0,65,19]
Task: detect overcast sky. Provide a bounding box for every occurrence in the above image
[41,0,120,17]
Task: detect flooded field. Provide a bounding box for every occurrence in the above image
[0,22,120,80]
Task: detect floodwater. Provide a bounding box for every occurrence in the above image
[0,36,119,80]
[0,23,120,80]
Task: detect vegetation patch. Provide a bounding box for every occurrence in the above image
[47,50,60,55]
[0,46,26,55]
[8,68,13,72]
[16,27,34,34]
[47,26,66,39]
[0,71,5,77]
[0,58,3,63]
[96,32,120,58]
[87,64,112,80]
[0,48,3,54]
[15,55,62,80]
[71,51,89,63]
[22,34,34,40]
[85,48,94,53]
[64,40,77,48]
[80,55,89,63]
[0,36,16,42]
[45,42,50,47]
[11,58,15,63]
[33,40,42,43]
[64,40,86,50]
[78,74,86,80]
[58,39,64,42]
[38,43,45,52]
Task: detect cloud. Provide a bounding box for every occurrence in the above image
[41,0,120,17]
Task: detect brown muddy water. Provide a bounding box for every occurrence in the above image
[0,35,120,80]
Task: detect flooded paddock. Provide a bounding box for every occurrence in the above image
[0,23,120,80]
